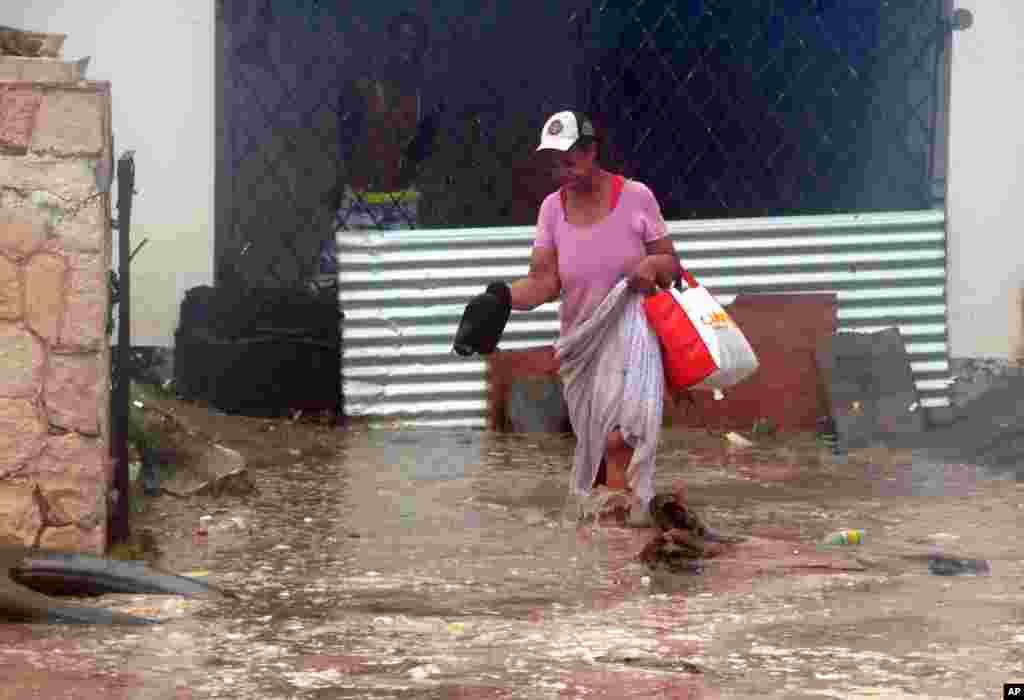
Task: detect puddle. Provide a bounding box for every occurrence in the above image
[6,428,1023,699]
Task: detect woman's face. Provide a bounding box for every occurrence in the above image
[549,142,598,191]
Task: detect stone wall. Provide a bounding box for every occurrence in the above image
[0,69,113,552]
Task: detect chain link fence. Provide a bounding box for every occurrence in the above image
[217,0,952,291]
[582,0,951,219]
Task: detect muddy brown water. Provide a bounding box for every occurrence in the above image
[3,428,1023,699]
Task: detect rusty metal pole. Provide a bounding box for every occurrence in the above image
[110,151,135,546]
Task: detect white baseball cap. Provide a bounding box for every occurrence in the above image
[536,110,596,152]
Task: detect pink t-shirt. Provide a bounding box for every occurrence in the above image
[534,178,668,337]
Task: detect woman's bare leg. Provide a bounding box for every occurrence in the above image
[605,429,634,491]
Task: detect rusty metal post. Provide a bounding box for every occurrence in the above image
[109,151,136,546]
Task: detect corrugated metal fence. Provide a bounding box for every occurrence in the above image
[339,209,950,427]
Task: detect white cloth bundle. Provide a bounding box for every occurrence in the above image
[555,280,664,508]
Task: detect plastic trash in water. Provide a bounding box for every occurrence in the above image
[751,417,778,438]
[927,554,990,576]
[823,529,865,545]
[724,431,754,448]
[180,570,210,578]
[816,415,843,456]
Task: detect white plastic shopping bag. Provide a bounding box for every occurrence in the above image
[642,269,759,396]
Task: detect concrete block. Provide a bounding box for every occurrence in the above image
[486,346,561,431]
[0,255,21,320]
[0,206,50,259]
[817,328,926,447]
[0,480,40,546]
[44,352,103,435]
[27,434,108,552]
[0,28,66,59]
[24,252,66,342]
[30,89,105,155]
[507,375,570,433]
[0,154,98,200]
[57,252,106,351]
[0,56,86,83]
[0,397,47,475]
[0,321,45,399]
[927,404,956,427]
[51,195,105,252]
[0,85,43,152]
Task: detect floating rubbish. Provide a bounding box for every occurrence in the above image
[815,415,842,454]
[180,570,210,578]
[823,529,864,545]
[446,622,466,635]
[751,418,778,438]
[927,554,990,577]
[724,432,754,448]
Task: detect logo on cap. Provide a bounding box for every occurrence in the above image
[547,119,564,136]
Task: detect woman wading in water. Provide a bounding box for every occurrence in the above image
[503,111,682,517]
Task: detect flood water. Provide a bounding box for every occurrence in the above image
[5,428,1024,699]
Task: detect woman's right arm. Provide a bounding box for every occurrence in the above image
[509,247,560,311]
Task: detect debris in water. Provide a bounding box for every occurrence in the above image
[724,432,754,448]
[823,529,865,545]
[927,554,990,576]
[751,417,778,438]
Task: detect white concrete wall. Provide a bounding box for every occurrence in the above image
[946,0,1024,360]
[10,0,215,347]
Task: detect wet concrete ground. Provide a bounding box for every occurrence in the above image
[3,424,1023,700]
